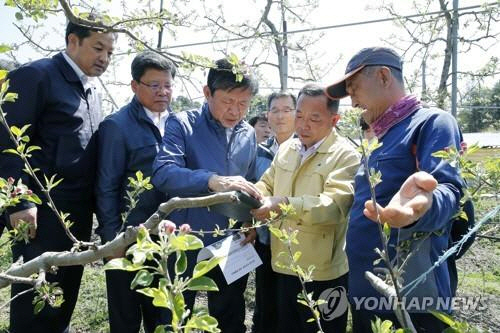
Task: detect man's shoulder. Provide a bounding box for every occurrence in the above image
[276,137,301,155]
[103,103,133,123]
[414,106,457,125]
[170,108,203,126]
[9,57,56,80]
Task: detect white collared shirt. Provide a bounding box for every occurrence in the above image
[144,107,169,136]
[62,51,96,91]
[226,128,233,143]
[271,134,294,155]
[299,137,327,164]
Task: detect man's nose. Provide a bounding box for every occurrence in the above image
[98,52,108,64]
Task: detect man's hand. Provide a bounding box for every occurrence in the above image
[364,171,437,228]
[9,207,38,239]
[240,221,256,245]
[251,196,289,221]
[208,175,262,200]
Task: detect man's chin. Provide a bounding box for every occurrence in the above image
[90,67,105,77]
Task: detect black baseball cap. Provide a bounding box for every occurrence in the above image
[325,47,403,99]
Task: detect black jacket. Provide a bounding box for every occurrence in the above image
[0,52,102,212]
[95,96,167,242]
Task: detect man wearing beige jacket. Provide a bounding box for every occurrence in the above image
[251,84,360,333]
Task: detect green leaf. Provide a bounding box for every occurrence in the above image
[187,276,219,291]
[153,325,166,333]
[33,300,45,314]
[169,234,204,251]
[137,287,168,308]
[0,44,12,54]
[15,12,23,20]
[10,126,21,137]
[171,292,185,324]
[130,269,154,289]
[192,256,223,279]
[3,148,19,155]
[383,223,391,238]
[185,314,220,332]
[175,251,187,275]
[293,251,302,263]
[431,151,449,159]
[268,226,283,239]
[4,92,18,103]
[103,258,142,271]
[26,145,41,153]
[26,193,42,205]
[430,310,456,327]
[135,170,144,182]
[0,70,8,81]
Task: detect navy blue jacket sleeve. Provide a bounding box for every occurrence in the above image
[409,111,463,233]
[152,116,215,197]
[95,118,127,243]
[0,65,47,213]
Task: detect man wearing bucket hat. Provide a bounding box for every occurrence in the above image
[326,47,464,332]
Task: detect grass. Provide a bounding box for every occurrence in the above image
[469,148,500,162]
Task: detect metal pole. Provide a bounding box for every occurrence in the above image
[281,0,288,91]
[451,0,459,117]
[157,0,165,49]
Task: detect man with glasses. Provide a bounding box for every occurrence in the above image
[253,91,296,333]
[95,51,176,333]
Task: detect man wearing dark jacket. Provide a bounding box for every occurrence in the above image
[0,17,115,333]
[326,47,463,333]
[96,51,175,333]
[152,58,261,333]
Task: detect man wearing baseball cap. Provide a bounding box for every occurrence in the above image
[327,47,464,332]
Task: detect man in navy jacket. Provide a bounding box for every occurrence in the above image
[96,51,176,333]
[326,47,463,333]
[152,58,261,333]
[0,17,115,333]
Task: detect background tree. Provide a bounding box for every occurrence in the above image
[458,79,500,132]
[375,0,500,109]
[198,0,338,92]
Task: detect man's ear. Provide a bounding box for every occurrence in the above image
[131,80,139,94]
[203,85,211,100]
[67,33,80,51]
[331,113,340,127]
[379,66,393,87]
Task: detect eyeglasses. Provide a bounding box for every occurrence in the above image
[138,81,173,92]
[269,107,294,114]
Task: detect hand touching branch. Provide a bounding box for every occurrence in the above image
[251,196,289,221]
[208,175,262,200]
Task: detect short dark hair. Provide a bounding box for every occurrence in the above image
[131,51,177,81]
[65,13,114,45]
[267,91,297,110]
[207,58,258,96]
[297,84,339,114]
[248,113,268,127]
